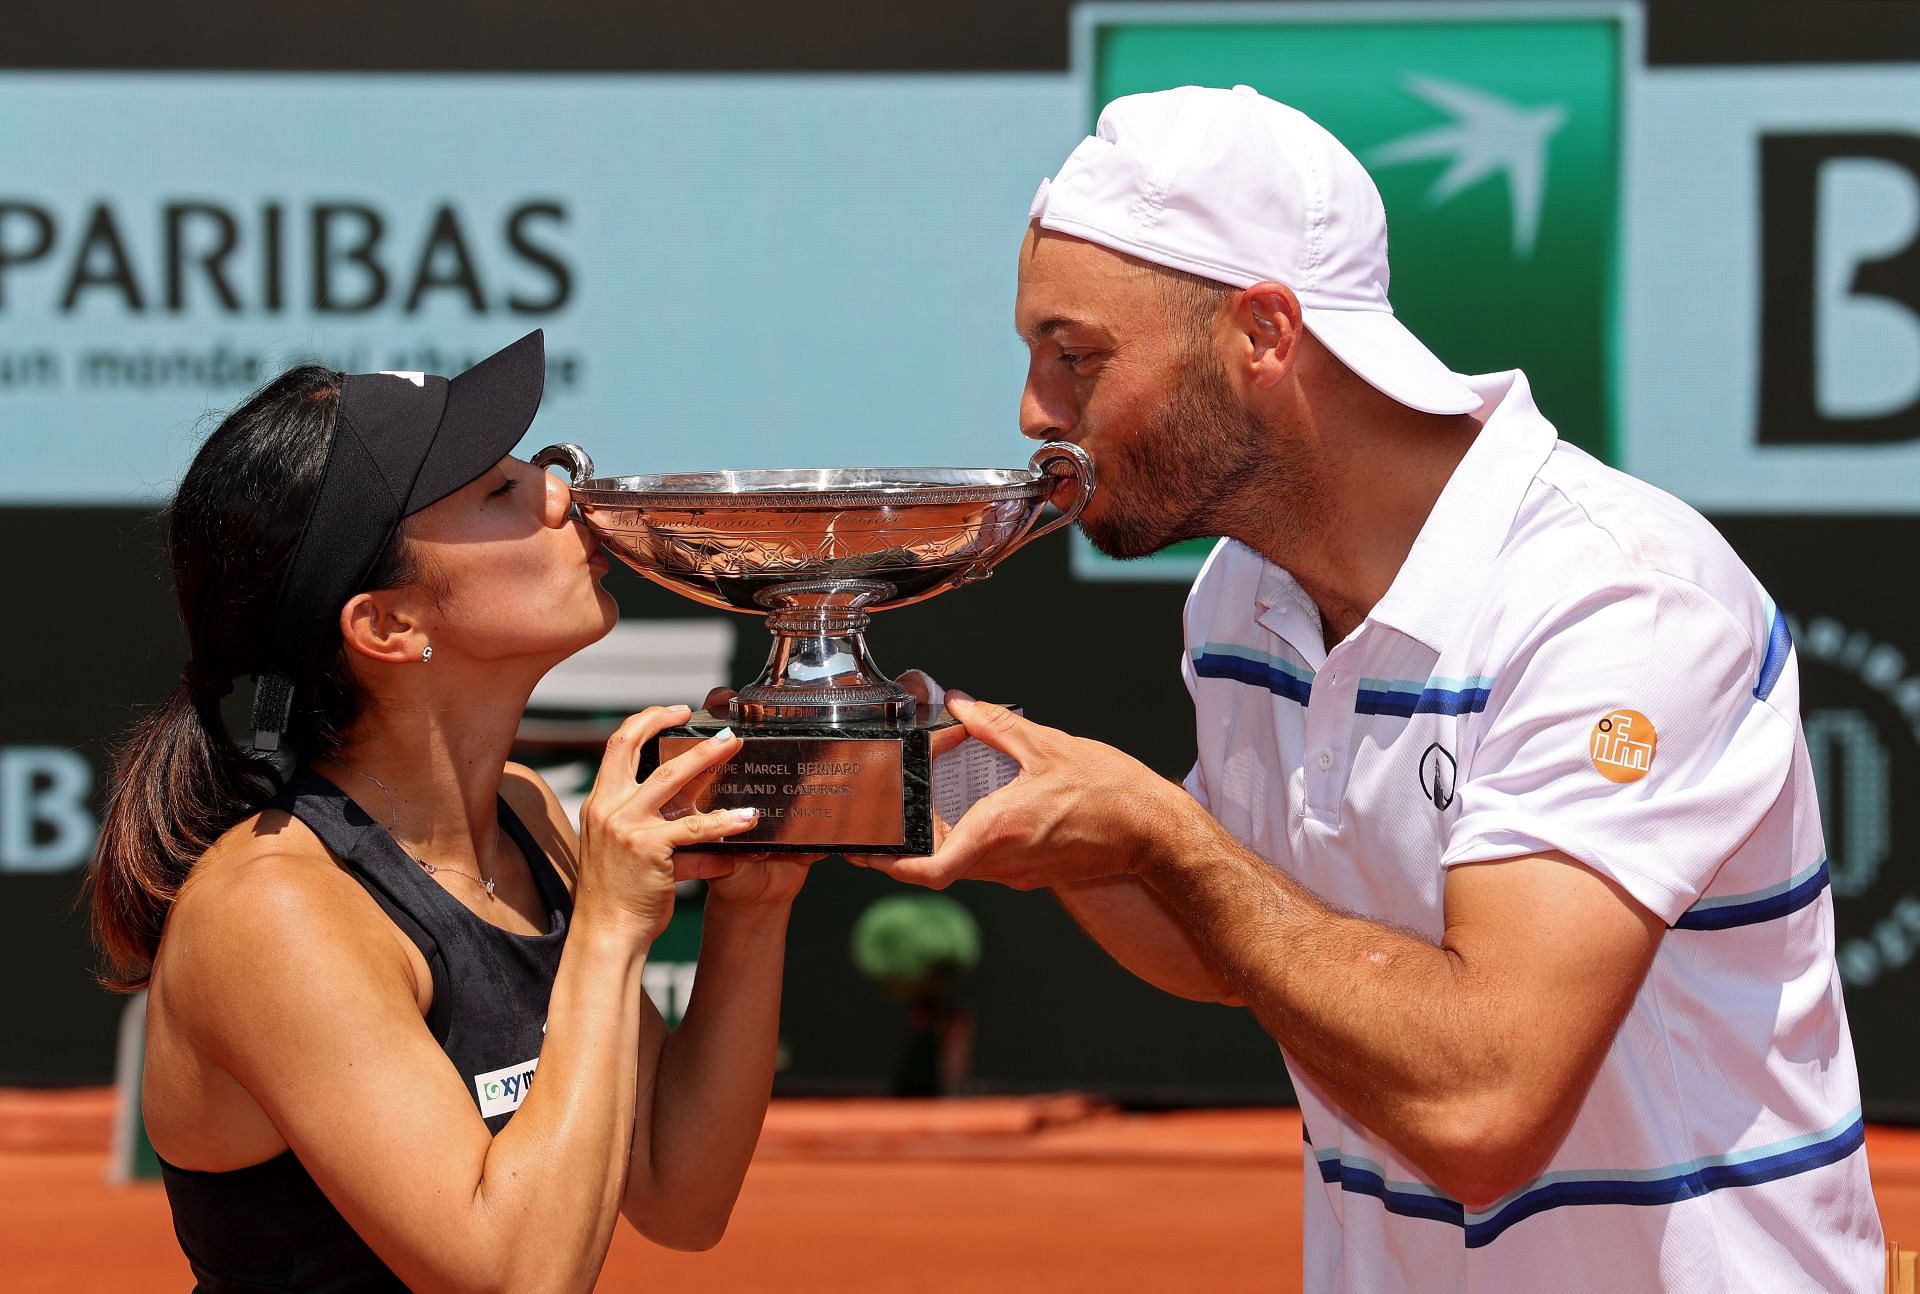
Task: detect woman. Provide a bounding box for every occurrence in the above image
[89,330,805,1291]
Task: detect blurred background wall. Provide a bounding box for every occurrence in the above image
[5,0,1920,1115]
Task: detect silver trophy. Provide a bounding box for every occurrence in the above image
[532,441,1095,853]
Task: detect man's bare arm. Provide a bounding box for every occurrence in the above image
[1052,875,1239,1004]
[868,697,1664,1208]
[1140,803,1662,1206]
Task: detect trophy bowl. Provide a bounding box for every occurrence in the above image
[529,440,1095,853]
[533,441,1095,724]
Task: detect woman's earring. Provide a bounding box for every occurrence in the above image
[421,646,434,662]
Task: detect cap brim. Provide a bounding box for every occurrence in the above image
[406,329,547,514]
[1300,308,1481,416]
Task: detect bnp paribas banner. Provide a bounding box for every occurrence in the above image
[1072,2,1627,580]
[0,74,1080,505]
[1074,2,1920,579]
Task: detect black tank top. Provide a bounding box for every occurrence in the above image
[159,766,574,1292]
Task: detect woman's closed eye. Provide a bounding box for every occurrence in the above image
[490,478,519,499]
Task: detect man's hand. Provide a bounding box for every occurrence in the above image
[857,691,1196,891]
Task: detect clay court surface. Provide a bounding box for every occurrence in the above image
[6,1091,1920,1291]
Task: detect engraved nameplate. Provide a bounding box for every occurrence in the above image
[654,734,907,847]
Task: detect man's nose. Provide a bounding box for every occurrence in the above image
[1020,381,1074,442]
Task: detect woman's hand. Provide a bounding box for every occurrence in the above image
[698,852,821,908]
[574,705,760,944]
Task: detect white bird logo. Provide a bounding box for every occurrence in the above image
[1367,74,1569,259]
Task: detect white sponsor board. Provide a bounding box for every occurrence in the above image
[1623,66,1920,511]
[0,74,1077,505]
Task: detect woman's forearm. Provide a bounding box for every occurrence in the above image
[465,902,650,1293]
[624,898,792,1247]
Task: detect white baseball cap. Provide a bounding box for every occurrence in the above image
[1028,84,1481,416]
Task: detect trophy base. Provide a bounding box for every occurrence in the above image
[639,709,960,855]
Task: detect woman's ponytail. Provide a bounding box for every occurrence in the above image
[89,681,280,990]
[86,364,429,989]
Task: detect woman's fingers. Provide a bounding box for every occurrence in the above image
[630,726,744,816]
[675,853,739,882]
[590,705,691,803]
[668,806,761,847]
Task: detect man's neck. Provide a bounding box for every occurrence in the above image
[1230,395,1482,649]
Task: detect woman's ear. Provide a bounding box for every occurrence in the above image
[1232,281,1306,390]
[339,591,425,665]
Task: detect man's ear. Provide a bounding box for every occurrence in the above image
[339,591,425,665]
[1231,281,1306,391]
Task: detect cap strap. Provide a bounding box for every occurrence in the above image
[251,671,295,752]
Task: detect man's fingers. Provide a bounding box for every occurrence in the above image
[631,727,743,815]
[592,705,692,799]
[858,853,969,890]
[945,691,1045,763]
[896,668,945,711]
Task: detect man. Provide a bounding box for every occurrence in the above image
[867,86,1882,1289]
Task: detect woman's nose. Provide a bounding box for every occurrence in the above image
[542,470,575,529]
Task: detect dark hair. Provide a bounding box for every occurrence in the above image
[87,365,425,991]
[1151,262,1238,340]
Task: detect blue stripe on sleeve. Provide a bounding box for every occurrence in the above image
[1313,1110,1865,1250]
[1673,857,1830,931]
[1754,600,1792,702]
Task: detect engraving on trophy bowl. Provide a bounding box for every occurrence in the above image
[548,457,1090,616]
[532,439,1094,852]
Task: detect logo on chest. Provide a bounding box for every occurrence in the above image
[473,1056,540,1118]
[1417,742,1457,811]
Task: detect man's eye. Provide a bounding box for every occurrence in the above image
[490,479,518,498]
[1059,353,1085,368]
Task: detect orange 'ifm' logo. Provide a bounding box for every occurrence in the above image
[1590,709,1657,782]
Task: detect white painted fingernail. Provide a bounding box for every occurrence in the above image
[733,807,758,821]
[711,726,736,742]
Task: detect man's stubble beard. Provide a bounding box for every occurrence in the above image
[1079,353,1317,561]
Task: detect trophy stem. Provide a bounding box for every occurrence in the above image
[733,586,916,726]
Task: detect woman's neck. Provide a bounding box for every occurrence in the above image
[314,681,530,875]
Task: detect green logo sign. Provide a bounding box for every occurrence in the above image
[1072,2,1632,580]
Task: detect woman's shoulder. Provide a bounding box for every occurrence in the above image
[160,806,409,998]
[499,761,581,886]
[182,802,338,902]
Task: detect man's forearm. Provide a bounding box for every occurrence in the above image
[1052,876,1239,1003]
[1134,807,1532,1199]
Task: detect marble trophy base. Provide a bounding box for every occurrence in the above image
[639,709,959,854]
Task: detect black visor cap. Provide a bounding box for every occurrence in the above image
[249,329,547,747]
[407,328,547,513]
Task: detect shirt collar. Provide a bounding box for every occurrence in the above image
[1248,370,1556,658]
[1362,370,1557,652]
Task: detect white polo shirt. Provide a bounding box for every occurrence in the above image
[1181,371,1882,1291]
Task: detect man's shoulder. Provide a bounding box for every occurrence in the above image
[1497,444,1769,631]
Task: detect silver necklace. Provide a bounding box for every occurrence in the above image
[328,760,496,900]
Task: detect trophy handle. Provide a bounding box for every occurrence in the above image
[968,440,1095,577]
[532,442,597,485]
